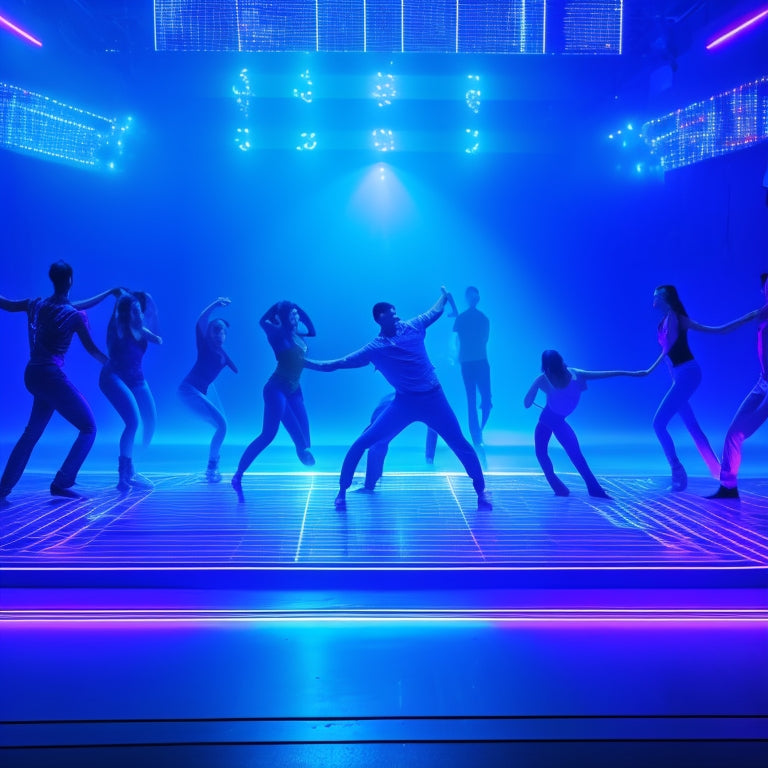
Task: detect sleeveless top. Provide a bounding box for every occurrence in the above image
[182,323,232,394]
[268,332,307,395]
[106,324,147,388]
[658,313,694,367]
[541,369,586,417]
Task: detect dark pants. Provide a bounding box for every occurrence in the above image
[0,364,97,495]
[342,387,484,492]
[461,359,492,445]
[534,407,601,494]
[236,379,310,473]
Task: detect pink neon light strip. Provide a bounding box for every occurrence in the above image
[0,14,42,46]
[706,7,768,50]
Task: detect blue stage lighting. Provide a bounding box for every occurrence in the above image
[464,128,480,154]
[0,82,129,171]
[373,72,396,107]
[465,74,481,114]
[296,131,317,151]
[642,76,768,172]
[372,129,395,152]
[232,68,252,152]
[293,69,313,103]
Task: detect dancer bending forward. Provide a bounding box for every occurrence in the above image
[232,301,316,502]
[305,287,491,511]
[524,350,645,499]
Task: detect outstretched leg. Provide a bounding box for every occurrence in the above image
[534,416,569,496]
[178,383,228,470]
[550,417,609,498]
[281,387,315,466]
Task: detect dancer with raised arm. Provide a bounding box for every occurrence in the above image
[524,350,646,499]
[99,290,162,492]
[231,301,316,502]
[645,285,758,491]
[305,287,491,511]
[0,261,116,502]
[178,298,238,482]
[707,274,768,500]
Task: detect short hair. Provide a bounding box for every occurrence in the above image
[48,260,73,292]
[372,302,394,321]
[761,273,768,288]
[466,286,479,295]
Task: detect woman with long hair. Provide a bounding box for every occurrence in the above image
[231,301,316,502]
[524,350,645,498]
[644,285,758,491]
[99,290,162,492]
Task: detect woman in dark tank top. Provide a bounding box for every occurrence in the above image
[641,284,758,492]
[231,300,316,502]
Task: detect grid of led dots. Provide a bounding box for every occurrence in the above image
[154,0,622,54]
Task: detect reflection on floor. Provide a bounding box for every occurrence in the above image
[1,469,767,766]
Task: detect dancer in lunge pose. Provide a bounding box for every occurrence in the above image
[707,274,768,500]
[231,301,316,502]
[645,285,758,491]
[0,261,117,502]
[524,350,646,498]
[304,287,491,511]
[178,298,238,482]
[99,291,162,492]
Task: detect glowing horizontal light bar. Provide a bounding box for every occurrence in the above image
[706,7,768,50]
[0,13,42,47]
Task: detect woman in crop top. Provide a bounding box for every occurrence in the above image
[99,291,162,492]
[643,285,758,492]
[178,298,238,482]
[231,301,316,502]
[524,350,645,498]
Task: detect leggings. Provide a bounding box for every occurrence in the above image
[0,363,96,494]
[178,381,227,462]
[461,359,492,445]
[720,377,768,488]
[340,387,484,493]
[99,367,156,458]
[652,360,719,476]
[236,378,311,474]
[535,406,602,494]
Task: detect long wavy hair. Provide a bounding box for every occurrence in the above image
[655,285,688,317]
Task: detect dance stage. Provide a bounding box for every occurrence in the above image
[2,461,767,766]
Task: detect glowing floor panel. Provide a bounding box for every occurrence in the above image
[1,471,766,571]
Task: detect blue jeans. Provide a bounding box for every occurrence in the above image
[0,364,96,495]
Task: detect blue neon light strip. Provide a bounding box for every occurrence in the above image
[0,82,129,171]
[642,76,768,172]
[154,0,622,53]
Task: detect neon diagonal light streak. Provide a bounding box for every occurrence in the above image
[0,14,42,46]
[706,7,768,49]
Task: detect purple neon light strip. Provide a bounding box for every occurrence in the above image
[706,6,768,49]
[0,14,42,46]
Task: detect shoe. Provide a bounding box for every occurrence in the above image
[550,478,570,497]
[231,474,245,503]
[297,449,316,467]
[355,486,376,494]
[50,483,84,499]
[117,457,131,493]
[477,490,493,511]
[706,485,739,500]
[206,457,222,483]
[334,492,347,511]
[670,464,687,492]
[589,487,613,500]
[425,456,434,466]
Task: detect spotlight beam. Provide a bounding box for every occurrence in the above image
[705,7,768,50]
[0,14,43,47]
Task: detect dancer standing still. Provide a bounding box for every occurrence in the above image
[452,286,492,462]
[178,298,238,482]
[305,287,491,511]
[707,274,768,500]
[524,350,645,498]
[645,285,758,491]
[231,301,316,502]
[99,291,162,492]
[0,261,116,502]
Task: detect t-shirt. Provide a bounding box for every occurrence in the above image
[27,297,87,368]
[337,308,442,394]
[541,369,587,417]
[453,307,489,363]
